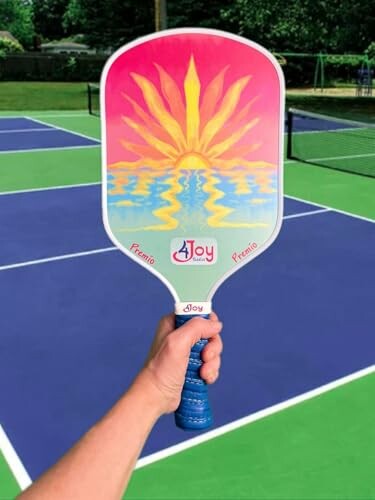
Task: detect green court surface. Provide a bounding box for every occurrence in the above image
[0,451,20,498]
[0,147,100,193]
[0,110,374,499]
[127,374,375,499]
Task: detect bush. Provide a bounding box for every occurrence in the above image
[324,55,364,86]
[0,37,23,55]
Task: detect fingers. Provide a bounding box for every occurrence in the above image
[200,331,222,384]
[201,331,223,362]
[172,316,223,385]
[210,311,219,321]
[200,355,221,384]
[158,311,220,342]
[174,317,222,348]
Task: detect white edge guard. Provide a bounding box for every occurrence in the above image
[100,27,285,305]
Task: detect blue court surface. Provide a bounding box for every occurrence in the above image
[0,117,99,153]
[0,184,374,480]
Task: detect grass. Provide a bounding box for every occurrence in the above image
[0,82,88,110]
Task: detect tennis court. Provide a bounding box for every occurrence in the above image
[0,110,374,499]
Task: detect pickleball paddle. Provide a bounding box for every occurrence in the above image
[101,28,284,430]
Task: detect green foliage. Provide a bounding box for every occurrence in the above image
[0,36,24,54]
[220,0,375,53]
[365,42,375,61]
[323,55,366,85]
[64,55,77,77]
[33,0,71,40]
[167,0,227,29]
[0,0,34,47]
[61,0,375,55]
[63,0,230,49]
[63,0,154,49]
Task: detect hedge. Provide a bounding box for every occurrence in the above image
[0,53,107,82]
[0,51,372,87]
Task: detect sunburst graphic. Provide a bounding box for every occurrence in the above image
[107,56,277,230]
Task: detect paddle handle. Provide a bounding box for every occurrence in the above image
[174,304,213,430]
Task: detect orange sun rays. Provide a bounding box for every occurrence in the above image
[108,56,274,173]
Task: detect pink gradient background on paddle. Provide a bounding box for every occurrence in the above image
[104,33,282,166]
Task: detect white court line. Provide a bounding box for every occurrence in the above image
[0,208,330,273]
[32,112,89,118]
[136,365,375,470]
[0,181,100,197]
[286,193,375,224]
[25,115,100,143]
[0,144,100,155]
[0,128,57,134]
[285,152,375,163]
[0,424,32,490]
[283,208,330,220]
[0,247,117,272]
[292,126,371,136]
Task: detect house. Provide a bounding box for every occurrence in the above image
[40,41,95,55]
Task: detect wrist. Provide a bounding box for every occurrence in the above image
[129,369,166,420]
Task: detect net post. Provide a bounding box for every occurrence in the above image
[286,110,293,159]
[87,83,92,115]
[365,55,372,97]
[321,53,325,91]
[313,54,319,91]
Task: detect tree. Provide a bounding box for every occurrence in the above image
[220,0,375,53]
[167,0,228,30]
[0,0,34,47]
[33,0,71,40]
[64,0,154,50]
[62,0,375,54]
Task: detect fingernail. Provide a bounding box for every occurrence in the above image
[207,370,218,382]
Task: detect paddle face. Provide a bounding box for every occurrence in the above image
[101,28,284,306]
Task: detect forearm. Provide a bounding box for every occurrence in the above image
[19,372,161,500]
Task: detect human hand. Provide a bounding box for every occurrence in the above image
[137,313,223,416]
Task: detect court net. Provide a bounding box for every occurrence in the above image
[87,83,100,117]
[287,108,375,178]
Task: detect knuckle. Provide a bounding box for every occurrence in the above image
[189,316,206,327]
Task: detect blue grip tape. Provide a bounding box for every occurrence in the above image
[174,313,213,430]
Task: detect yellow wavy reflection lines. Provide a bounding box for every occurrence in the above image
[203,171,267,228]
[132,172,153,196]
[144,175,183,231]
